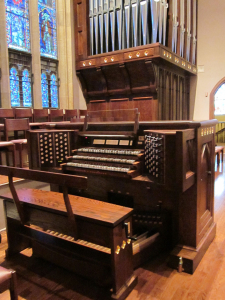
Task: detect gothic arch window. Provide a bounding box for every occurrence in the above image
[50,73,58,108]
[41,59,58,108]
[214,83,225,116]
[38,0,57,59]
[9,51,32,107]
[5,0,31,52]
[9,67,20,107]
[209,78,225,119]
[38,0,59,108]
[22,68,32,107]
[41,72,49,108]
[5,0,33,107]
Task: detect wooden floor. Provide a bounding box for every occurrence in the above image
[0,160,225,300]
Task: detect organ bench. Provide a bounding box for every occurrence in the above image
[0,166,137,300]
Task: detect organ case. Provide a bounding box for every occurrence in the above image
[73,0,198,121]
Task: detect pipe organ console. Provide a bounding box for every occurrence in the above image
[41,113,216,274]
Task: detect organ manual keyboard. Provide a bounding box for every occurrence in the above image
[62,109,144,179]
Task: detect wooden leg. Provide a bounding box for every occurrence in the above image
[19,144,23,168]
[16,144,23,168]
[9,271,18,300]
[11,145,16,167]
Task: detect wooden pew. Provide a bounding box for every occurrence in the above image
[0,166,137,300]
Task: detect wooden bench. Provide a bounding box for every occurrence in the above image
[215,146,224,165]
[0,166,137,300]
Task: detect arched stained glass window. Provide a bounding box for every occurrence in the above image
[10,67,20,107]
[5,0,30,52]
[50,74,58,108]
[9,51,32,107]
[22,69,32,107]
[41,72,49,108]
[41,59,58,108]
[38,0,57,59]
[214,83,225,115]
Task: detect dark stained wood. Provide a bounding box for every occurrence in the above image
[4,118,30,168]
[0,166,137,299]
[48,109,64,122]
[64,109,78,121]
[59,119,217,274]
[0,109,15,126]
[27,129,78,169]
[33,109,49,122]
[14,108,33,123]
[0,158,225,300]
[0,166,87,190]
[0,142,16,167]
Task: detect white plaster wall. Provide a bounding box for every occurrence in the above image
[194,0,225,120]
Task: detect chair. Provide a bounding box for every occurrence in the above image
[15,108,33,122]
[49,109,64,122]
[33,109,49,122]
[0,109,15,124]
[4,118,29,168]
[79,109,87,118]
[64,109,78,121]
[0,142,16,167]
[0,109,15,141]
[0,266,18,300]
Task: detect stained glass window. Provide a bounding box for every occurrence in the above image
[215,83,225,116]
[22,69,32,107]
[41,59,58,108]
[5,0,30,52]
[50,74,58,108]
[9,51,32,107]
[9,67,20,107]
[38,0,57,59]
[41,72,49,108]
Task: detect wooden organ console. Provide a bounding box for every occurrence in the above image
[53,112,216,274]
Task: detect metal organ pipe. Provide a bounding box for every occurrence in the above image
[192,0,197,65]
[104,0,109,53]
[88,0,196,64]
[172,0,178,53]
[131,0,139,47]
[124,0,131,48]
[140,0,148,46]
[186,0,191,61]
[179,0,185,57]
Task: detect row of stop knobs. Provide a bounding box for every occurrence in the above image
[145,135,164,180]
